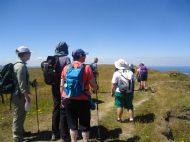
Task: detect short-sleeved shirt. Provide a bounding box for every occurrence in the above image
[61,61,94,100]
[111,70,134,93]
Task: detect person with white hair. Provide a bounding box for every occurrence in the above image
[111,59,135,122]
[12,46,32,142]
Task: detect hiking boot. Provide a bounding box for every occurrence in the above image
[23,131,32,137]
[51,134,60,141]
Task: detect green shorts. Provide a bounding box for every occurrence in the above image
[114,92,134,109]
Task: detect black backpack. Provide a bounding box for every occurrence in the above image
[0,63,19,107]
[41,55,69,85]
[41,56,59,85]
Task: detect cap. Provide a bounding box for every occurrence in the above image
[16,46,31,53]
[72,49,88,59]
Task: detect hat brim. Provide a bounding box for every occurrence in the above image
[114,61,127,70]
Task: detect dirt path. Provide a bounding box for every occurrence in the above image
[27,91,153,142]
[27,80,190,141]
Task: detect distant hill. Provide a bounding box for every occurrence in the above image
[0,65,3,70]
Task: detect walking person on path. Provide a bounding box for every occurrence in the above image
[111,59,135,122]
[90,57,99,82]
[12,46,32,142]
[137,62,148,91]
[60,49,98,142]
[136,64,142,90]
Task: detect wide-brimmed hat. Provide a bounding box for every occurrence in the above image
[114,59,128,70]
[16,46,31,53]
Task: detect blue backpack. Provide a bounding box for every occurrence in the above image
[64,64,85,97]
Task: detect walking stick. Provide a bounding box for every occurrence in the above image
[95,76,102,141]
[33,79,40,133]
[0,94,5,104]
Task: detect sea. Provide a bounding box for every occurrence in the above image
[149,66,190,76]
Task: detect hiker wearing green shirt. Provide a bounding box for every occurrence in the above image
[12,46,32,142]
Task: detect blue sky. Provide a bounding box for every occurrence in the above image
[0,0,190,66]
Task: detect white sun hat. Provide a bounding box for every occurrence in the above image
[16,46,31,53]
[114,59,128,70]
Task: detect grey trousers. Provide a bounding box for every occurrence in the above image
[12,94,26,142]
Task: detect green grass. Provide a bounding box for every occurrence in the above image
[0,65,190,142]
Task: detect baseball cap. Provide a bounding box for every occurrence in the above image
[16,46,31,53]
[72,49,88,59]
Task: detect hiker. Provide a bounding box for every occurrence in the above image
[137,63,148,91]
[90,57,99,81]
[128,64,135,74]
[111,59,135,122]
[12,46,32,142]
[50,42,71,141]
[136,64,142,90]
[60,49,98,142]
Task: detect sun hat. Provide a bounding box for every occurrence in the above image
[16,46,31,53]
[72,49,88,59]
[55,42,69,55]
[114,59,128,70]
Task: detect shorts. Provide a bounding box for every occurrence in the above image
[65,99,91,132]
[137,76,141,82]
[114,92,134,109]
[140,75,148,81]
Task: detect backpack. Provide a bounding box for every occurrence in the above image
[64,64,85,97]
[140,66,148,77]
[117,70,134,93]
[0,63,18,94]
[41,56,63,85]
[0,63,19,108]
[64,64,96,110]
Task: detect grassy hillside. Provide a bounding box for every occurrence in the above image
[0,65,190,142]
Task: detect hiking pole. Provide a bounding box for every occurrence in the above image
[95,75,102,141]
[95,90,102,141]
[33,79,40,133]
[0,93,5,104]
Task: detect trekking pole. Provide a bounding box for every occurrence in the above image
[96,75,102,141]
[95,90,102,141]
[0,94,5,104]
[33,79,40,133]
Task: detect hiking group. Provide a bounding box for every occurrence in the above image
[0,42,148,142]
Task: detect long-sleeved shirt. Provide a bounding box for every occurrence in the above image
[14,59,30,95]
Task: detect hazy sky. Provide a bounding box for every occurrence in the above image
[0,0,190,66]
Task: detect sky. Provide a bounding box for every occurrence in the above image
[0,0,190,66]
